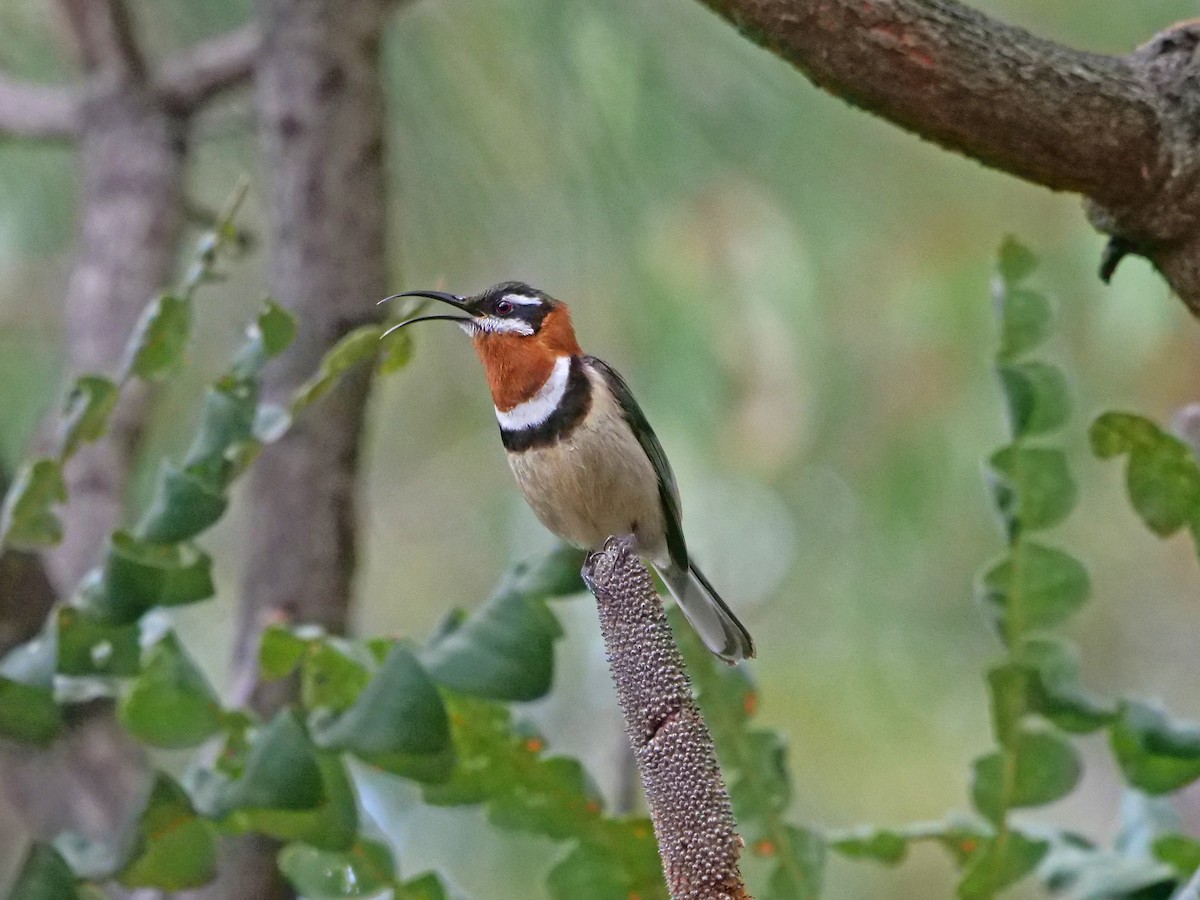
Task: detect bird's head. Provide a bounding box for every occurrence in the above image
[381,281,582,408]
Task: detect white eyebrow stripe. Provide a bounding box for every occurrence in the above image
[495,355,571,430]
[502,293,543,306]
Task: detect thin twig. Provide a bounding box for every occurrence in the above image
[583,536,750,900]
[0,76,81,140]
[157,24,260,113]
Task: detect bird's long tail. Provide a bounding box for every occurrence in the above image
[655,560,755,663]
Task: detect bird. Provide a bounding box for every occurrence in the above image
[380,281,755,663]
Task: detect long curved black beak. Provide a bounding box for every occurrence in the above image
[378,290,472,338]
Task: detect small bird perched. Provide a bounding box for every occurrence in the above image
[381,281,755,663]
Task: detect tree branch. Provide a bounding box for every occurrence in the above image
[55,0,145,81]
[0,77,81,140]
[157,24,260,113]
[693,0,1200,312]
[583,537,749,900]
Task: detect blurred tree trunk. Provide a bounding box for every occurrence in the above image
[207,1,396,896]
[0,0,256,877]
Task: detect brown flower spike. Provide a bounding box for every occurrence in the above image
[583,536,751,900]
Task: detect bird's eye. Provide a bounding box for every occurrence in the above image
[495,299,514,316]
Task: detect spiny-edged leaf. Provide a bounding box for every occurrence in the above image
[378,325,414,374]
[395,872,450,900]
[119,633,222,748]
[1111,700,1200,794]
[135,462,228,544]
[291,325,382,414]
[829,827,909,865]
[56,606,141,677]
[278,838,395,899]
[58,375,119,460]
[978,542,1089,637]
[9,843,81,900]
[957,830,1048,899]
[117,773,217,891]
[259,625,308,680]
[985,446,1077,538]
[994,288,1052,363]
[215,710,325,814]
[0,676,62,744]
[85,532,215,624]
[1015,638,1115,733]
[1090,412,1200,537]
[122,294,190,381]
[997,236,1039,286]
[0,458,65,550]
[971,729,1080,825]
[311,643,451,767]
[420,583,562,702]
[301,641,371,713]
[183,381,258,489]
[996,362,1070,438]
[1154,833,1200,878]
[764,825,826,900]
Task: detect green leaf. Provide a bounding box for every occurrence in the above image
[957,831,1048,899]
[829,827,908,865]
[228,752,357,850]
[291,326,382,414]
[86,532,215,624]
[986,664,1030,748]
[0,676,62,744]
[986,446,1076,538]
[0,459,65,551]
[183,381,258,489]
[56,607,141,677]
[1014,638,1114,733]
[301,641,371,713]
[9,843,80,900]
[311,644,451,775]
[488,756,602,839]
[546,843,634,900]
[979,542,1089,636]
[256,300,297,358]
[998,236,1039,285]
[58,375,119,460]
[765,825,825,900]
[420,585,562,702]
[117,773,217,891]
[378,325,414,374]
[215,710,325,815]
[1090,412,1200,537]
[135,463,228,544]
[971,729,1080,825]
[278,839,395,899]
[1153,833,1200,878]
[996,362,1070,438]
[729,729,791,822]
[395,873,449,900]
[119,633,222,748]
[995,287,1052,361]
[1111,700,1200,794]
[122,294,191,381]
[259,625,308,680]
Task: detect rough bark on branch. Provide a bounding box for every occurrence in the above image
[55,0,145,82]
[584,537,749,900]
[0,77,81,140]
[693,0,1200,314]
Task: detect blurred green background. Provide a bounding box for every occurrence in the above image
[3,0,1200,896]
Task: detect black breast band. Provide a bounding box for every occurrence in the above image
[500,355,592,452]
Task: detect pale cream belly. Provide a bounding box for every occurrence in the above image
[505,405,669,563]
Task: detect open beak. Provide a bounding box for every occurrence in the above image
[378,290,473,338]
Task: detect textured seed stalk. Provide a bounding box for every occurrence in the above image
[583,536,750,900]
